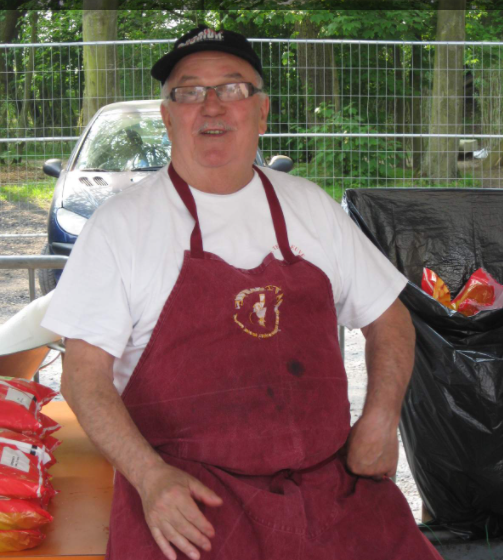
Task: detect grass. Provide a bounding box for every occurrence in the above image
[0,180,55,210]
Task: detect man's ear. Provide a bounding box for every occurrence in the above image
[258,94,270,136]
[160,102,172,134]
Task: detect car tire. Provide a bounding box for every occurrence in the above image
[38,243,58,295]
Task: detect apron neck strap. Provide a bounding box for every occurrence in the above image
[168,163,298,264]
[168,163,204,259]
[253,165,299,264]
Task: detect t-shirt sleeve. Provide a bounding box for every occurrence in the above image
[41,206,133,358]
[325,194,408,330]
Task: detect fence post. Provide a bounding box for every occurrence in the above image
[338,325,345,362]
[28,269,36,301]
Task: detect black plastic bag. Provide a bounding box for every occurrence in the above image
[342,188,503,539]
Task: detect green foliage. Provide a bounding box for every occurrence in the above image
[117,10,208,41]
[317,10,436,41]
[295,103,408,190]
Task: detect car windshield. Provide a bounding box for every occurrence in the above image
[74,111,171,172]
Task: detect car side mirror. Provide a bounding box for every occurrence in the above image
[43,159,63,179]
[268,155,293,173]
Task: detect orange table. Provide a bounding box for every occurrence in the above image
[2,401,114,559]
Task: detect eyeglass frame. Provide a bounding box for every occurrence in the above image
[167,82,263,104]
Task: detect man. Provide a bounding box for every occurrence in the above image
[42,25,442,560]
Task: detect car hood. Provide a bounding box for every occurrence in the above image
[62,169,156,218]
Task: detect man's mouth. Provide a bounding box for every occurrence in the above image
[198,122,235,136]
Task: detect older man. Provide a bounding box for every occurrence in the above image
[42,25,442,560]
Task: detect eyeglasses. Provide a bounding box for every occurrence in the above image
[168,82,263,104]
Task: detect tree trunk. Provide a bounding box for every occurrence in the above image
[295,18,340,127]
[474,10,503,187]
[422,2,466,183]
[393,45,407,172]
[0,10,23,134]
[18,11,37,137]
[477,75,503,187]
[81,2,118,127]
[0,10,22,87]
[409,43,423,173]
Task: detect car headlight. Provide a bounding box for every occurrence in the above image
[56,208,88,236]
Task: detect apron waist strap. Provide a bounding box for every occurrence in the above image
[269,452,339,495]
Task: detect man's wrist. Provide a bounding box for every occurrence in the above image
[359,405,401,430]
[129,451,168,495]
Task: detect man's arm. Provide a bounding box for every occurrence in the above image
[62,339,222,560]
[345,298,415,479]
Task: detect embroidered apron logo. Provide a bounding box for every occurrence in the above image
[233,285,283,338]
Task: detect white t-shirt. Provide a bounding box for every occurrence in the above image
[42,166,407,394]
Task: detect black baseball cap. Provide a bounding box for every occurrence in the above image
[151,25,263,85]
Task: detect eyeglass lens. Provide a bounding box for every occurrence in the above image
[171,82,256,103]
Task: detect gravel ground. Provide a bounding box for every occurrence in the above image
[0,200,48,323]
[0,207,422,522]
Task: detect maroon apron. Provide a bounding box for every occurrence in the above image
[106,165,442,560]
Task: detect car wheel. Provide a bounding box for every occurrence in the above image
[38,243,58,295]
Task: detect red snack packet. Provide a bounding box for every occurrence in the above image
[38,478,57,507]
[0,439,55,501]
[455,299,481,317]
[0,498,53,530]
[422,267,503,316]
[0,377,60,437]
[451,268,501,315]
[41,434,60,454]
[0,528,45,552]
[421,268,452,307]
[0,429,57,469]
[39,412,61,438]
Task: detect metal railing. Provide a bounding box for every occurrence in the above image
[0,255,67,300]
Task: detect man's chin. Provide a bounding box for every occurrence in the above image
[196,156,235,170]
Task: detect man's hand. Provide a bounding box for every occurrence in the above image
[346,412,399,479]
[350,298,415,480]
[140,462,223,560]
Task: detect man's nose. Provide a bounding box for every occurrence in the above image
[201,88,225,115]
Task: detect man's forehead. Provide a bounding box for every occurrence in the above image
[169,51,256,83]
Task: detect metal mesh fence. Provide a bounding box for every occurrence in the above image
[259,39,503,196]
[1,38,503,234]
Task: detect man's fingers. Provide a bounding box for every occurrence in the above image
[151,526,177,560]
[163,522,203,560]
[179,500,216,539]
[170,512,212,553]
[386,466,397,478]
[371,474,388,481]
[142,464,222,558]
[189,479,223,507]
[346,449,395,479]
